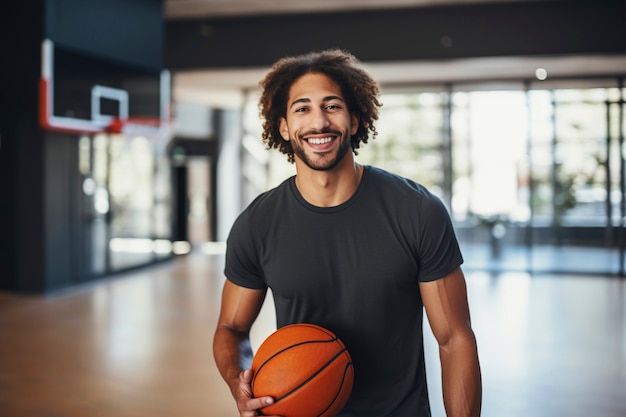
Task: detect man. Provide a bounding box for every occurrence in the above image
[213,49,482,417]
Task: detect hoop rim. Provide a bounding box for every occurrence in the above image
[105,117,170,136]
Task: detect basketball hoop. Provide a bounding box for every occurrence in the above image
[39,39,172,140]
[106,117,171,139]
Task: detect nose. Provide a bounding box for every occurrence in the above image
[310,107,330,130]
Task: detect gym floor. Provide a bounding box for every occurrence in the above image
[1,251,624,417]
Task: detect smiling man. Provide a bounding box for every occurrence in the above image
[281,72,356,173]
[213,49,482,417]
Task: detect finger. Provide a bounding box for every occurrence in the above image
[238,369,255,399]
[240,368,254,383]
[246,395,274,412]
[237,370,275,416]
[238,396,274,417]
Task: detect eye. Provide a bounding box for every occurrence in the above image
[325,103,341,111]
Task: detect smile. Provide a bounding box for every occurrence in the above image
[307,137,334,145]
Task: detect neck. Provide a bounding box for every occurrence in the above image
[294,156,363,207]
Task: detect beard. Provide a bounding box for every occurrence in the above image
[291,130,352,171]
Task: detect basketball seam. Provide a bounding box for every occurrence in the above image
[316,360,354,417]
[272,347,349,404]
[252,338,337,387]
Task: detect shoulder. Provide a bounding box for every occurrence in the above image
[242,176,293,217]
[228,176,293,239]
[364,165,439,204]
[361,166,453,230]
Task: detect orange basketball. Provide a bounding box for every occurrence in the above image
[251,323,354,417]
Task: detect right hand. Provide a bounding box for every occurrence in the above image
[235,369,278,417]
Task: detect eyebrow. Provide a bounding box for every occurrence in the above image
[289,95,345,110]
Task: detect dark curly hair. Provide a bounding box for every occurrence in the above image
[259,49,382,163]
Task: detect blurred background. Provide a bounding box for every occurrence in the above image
[3,0,626,291]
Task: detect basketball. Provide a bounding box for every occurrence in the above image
[250,323,354,417]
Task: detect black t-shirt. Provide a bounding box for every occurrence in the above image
[225,165,463,417]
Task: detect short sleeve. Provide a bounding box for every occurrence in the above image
[416,193,464,282]
[224,210,267,290]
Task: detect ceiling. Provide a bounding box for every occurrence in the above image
[166,0,626,108]
[164,0,521,19]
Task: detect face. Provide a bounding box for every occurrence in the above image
[279,72,358,171]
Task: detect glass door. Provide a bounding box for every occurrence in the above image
[527,87,622,274]
[78,132,172,277]
[451,90,531,272]
[358,92,446,194]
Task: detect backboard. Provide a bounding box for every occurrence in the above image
[40,39,171,138]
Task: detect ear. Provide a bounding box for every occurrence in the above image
[350,113,359,136]
[279,118,290,141]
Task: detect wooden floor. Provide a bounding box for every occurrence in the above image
[1,250,625,417]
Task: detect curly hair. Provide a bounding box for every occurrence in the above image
[258,49,382,164]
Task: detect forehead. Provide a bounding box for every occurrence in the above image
[288,72,344,102]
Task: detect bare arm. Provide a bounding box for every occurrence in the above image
[213,280,275,415]
[420,267,482,417]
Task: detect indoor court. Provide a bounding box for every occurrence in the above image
[1,249,624,417]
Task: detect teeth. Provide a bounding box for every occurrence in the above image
[308,137,333,145]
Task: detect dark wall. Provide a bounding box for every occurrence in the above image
[0,0,46,292]
[45,0,163,70]
[43,134,80,292]
[165,0,626,70]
